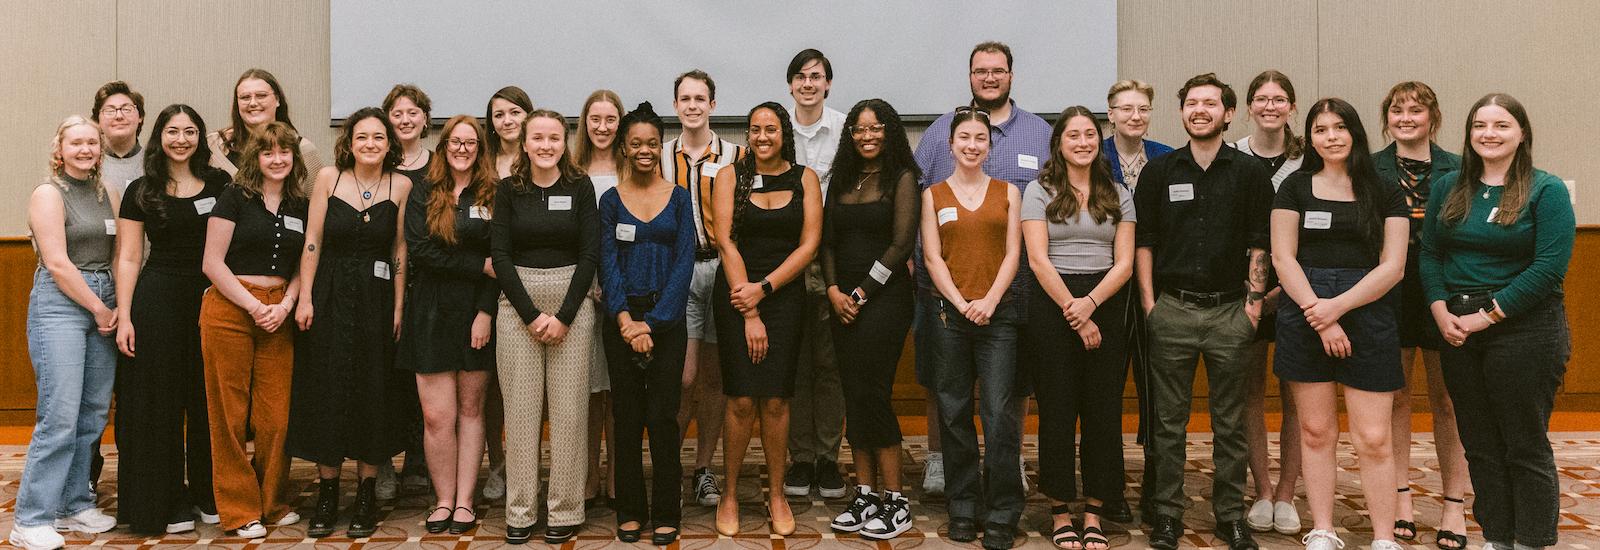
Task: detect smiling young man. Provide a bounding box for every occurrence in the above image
[780,48,851,501]
[92,81,146,194]
[1132,73,1275,550]
[663,69,745,509]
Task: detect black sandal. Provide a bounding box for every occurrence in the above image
[1081,503,1110,550]
[425,506,452,533]
[1394,487,1417,540]
[1436,496,1468,550]
[1050,503,1082,550]
[448,506,477,535]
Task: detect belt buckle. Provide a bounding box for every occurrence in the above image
[1181,289,1220,308]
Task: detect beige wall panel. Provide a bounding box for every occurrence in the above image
[115,0,337,175]
[1117,0,1320,149]
[0,1,119,236]
[1317,0,1600,222]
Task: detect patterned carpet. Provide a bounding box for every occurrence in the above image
[3,434,1599,548]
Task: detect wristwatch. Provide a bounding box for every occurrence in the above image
[760,279,774,296]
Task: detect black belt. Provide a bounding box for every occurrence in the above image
[695,248,719,261]
[1162,288,1243,308]
[1445,290,1495,316]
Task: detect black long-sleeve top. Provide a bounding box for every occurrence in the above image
[405,182,499,315]
[490,174,600,325]
[822,169,920,296]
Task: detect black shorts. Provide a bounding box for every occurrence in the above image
[1273,267,1404,392]
[1397,266,1443,350]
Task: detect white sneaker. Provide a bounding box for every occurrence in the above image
[193,506,220,524]
[1300,528,1344,550]
[860,490,913,540]
[166,518,196,534]
[1370,539,1404,550]
[921,452,945,497]
[1274,499,1303,535]
[274,511,301,526]
[1247,499,1275,532]
[375,461,398,500]
[482,464,506,500]
[233,520,267,539]
[830,485,881,532]
[9,524,66,550]
[53,507,117,534]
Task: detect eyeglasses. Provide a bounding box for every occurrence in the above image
[970,68,1011,78]
[447,138,479,151]
[955,105,992,120]
[849,123,886,135]
[793,72,828,84]
[100,105,137,118]
[237,91,274,105]
[1111,105,1153,116]
[1251,96,1291,108]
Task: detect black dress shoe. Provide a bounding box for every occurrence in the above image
[545,524,578,544]
[1216,519,1260,550]
[1148,515,1183,550]
[346,477,380,538]
[424,506,452,534]
[505,524,535,545]
[651,525,680,546]
[307,477,340,538]
[948,517,979,542]
[448,507,477,535]
[982,522,1016,550]
[616,521,641,543]
[1104,499,1135,523]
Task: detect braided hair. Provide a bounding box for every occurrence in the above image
[729,101,796,243]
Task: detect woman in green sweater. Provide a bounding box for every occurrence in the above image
[1419,93,1574,550]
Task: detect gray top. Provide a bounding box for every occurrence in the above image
[100,144,145,195]
[38,175,116,271]
[1021,179,1135,274]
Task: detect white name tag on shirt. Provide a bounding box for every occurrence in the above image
[703,162,723,177]
[869,261,893,284]
[752,175,765,190]
[616,223,637,242]
[104,219,117,235]
[1486,206,1499,222]
[194,197,216,215]
[549,195,572,211]
[937,207,959,226]
[1168,183,1195,202]
[374,261,391,280]
[1303,211,1333,230]
[1017,154,1039,170]
[283,216,304,233]
[469,205,490,219]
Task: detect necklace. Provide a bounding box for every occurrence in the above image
[1120,149,1147,182]
[951,177,987,207]
[400,148,424,169]
[353,172,382,222]
[854,169,881,191]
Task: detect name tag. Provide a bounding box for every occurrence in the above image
[283,216,304,233]
[374,261,391,280]
[549,195,572,211]
[616,223,637,242]
[1486,206,1499,223]
[1303,211,1333,230]
[703,162,723,177]
[1017,154,1039,170]
[937,207,958,226]
[752,175,765,190]
[869,261,893,284]
[1168,183,1195,202]
[194,197,216,215]
[469,205,490,219]
[104,219,117,235]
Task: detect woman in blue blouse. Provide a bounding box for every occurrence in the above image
[598,102,696,545]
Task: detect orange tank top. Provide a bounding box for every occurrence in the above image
[930,178,1009,301]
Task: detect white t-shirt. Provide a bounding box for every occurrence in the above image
[790,105,846,195]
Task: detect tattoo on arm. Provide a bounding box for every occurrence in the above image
[306,244,316,252]
[1247,248,1269,301]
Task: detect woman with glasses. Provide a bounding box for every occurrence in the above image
[208,69,325,189]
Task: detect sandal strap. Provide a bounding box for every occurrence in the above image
[1083,503,1107,516]
[1051,502,1074,515]
[1052,524,1081,547]
[1437,529,1467,550]
[1082,525,1109,543]
[454,506,477,520]
[1442,496,1466,504]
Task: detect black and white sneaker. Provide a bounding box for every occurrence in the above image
[830,485,881,532]
[860,490,913,540]
[693,467,721,506]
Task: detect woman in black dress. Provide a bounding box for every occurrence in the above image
[292,107,413,538]
[399,115,498,534]
[709,102,823,537]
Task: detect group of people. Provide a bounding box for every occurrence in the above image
[11,40,1573,550]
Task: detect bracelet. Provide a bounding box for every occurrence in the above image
[1486,303,1506,323]
[1087,295,1099,307]
[1478,310,1496,325]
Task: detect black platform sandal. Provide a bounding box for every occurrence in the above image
[1049,503,1082,549]
[1435,496,1468,550]
[1394,487,1418,540]
[1081,503,1111,550]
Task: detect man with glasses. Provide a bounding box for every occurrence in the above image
[91,81,146,194]
[781,48,852,501]
[1133,73,1273,550]
[910,40,1051,548]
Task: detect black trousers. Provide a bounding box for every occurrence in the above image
[604,297,687,528]
[114,271,214,533]
[1027,272,1130,504]
[833,278,913,450]
[1441,297,1569,547]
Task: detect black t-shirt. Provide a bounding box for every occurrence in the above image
[1272,172,1407,269]
[119,171,230,274]
[210,184,310,277]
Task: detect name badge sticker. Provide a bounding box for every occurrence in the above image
[283,216,304,233]
[374,261,391,280]
[703,162,723,177]
[616,223,637,242]
[104,219,117,235]
[1486,206,1499,223]
[194,197,217,215]
[869,261,893,284]
[1303,211,1333,230]
[752,175,765,190]
[937,207,959,226]
[549,195,572,211]
[1017,154,1039,170]
[1168,183,1195,202]
[469,205,491,219]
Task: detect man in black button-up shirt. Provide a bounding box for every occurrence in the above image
[1132,73,1273,550]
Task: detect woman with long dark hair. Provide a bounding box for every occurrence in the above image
[1271,98,1409,550]
[479,85,533,501]
[709,102,823,537]
[1421,93,1574,550]
[112,104,229,535]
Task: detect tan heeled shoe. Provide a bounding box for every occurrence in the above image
[768,498,796,536]
[715,500,740,537]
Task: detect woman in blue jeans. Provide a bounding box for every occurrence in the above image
[9,116,122,550]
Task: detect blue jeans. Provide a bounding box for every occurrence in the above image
[16,268,117,527]
[924,296,1024,525]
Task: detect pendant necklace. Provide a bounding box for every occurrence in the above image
[354,172,381,223]
[855,170,881,191]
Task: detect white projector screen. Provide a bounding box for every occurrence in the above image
[331,1,1116,122]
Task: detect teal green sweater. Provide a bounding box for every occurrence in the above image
[1419,169,1574,317]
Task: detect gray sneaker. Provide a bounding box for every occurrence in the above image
[693,467,721,506]
[921,452,945,497]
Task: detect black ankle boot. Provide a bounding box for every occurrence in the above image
[307,477,340,538]
[346,477,380,538]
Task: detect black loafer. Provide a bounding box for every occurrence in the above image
[545,524,578,544]
[1148,515,1183,550]
[652,525,680,546]
[505,524,534,545]
[448,507,477,535]
[982,522,1016,550]
[616,522,641,543]
[1216,519,1260,550]
[948,517,979,542]
[424,506,452,534]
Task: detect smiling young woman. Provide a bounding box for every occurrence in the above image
[207,69,325,191]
